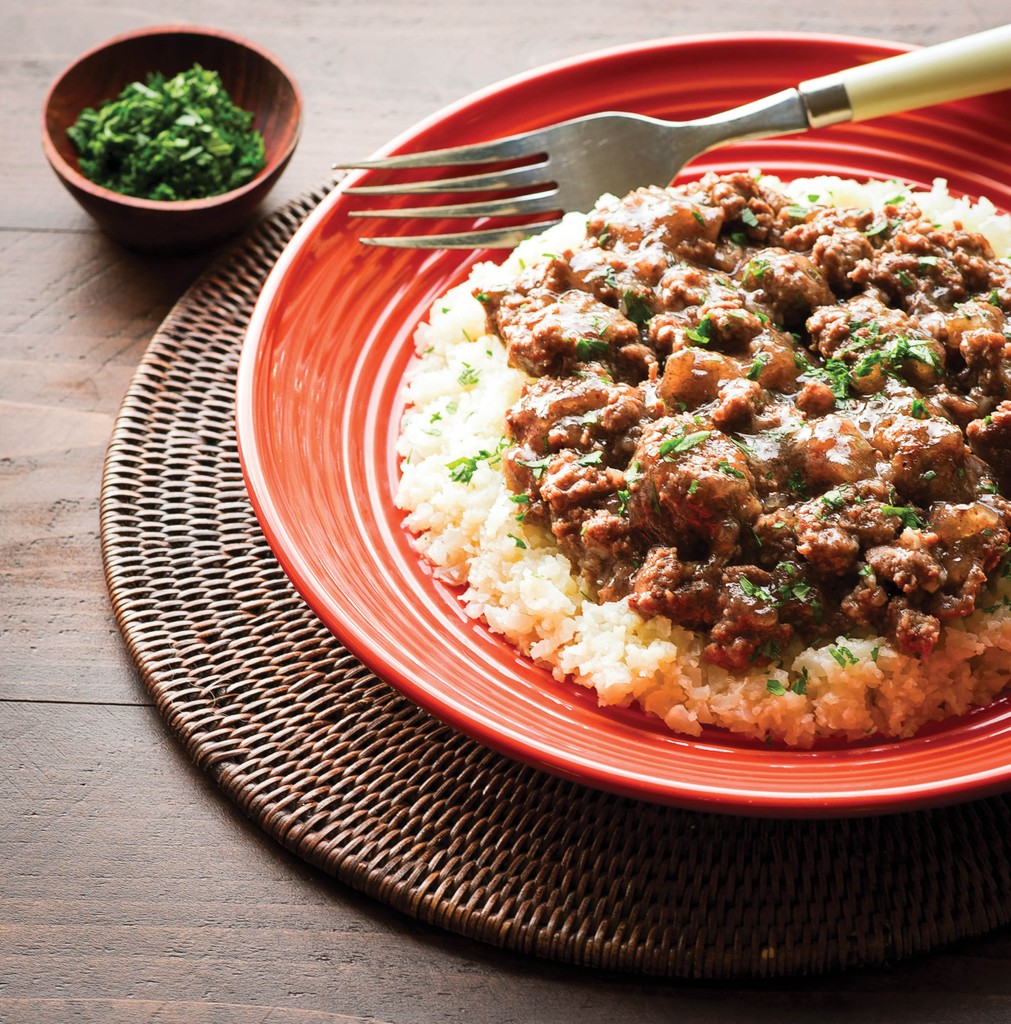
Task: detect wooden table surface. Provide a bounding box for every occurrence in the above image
[6,2,1011,1021]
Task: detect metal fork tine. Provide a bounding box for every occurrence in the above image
[350,190,559,221]
[360,219,563,250]
[343,162,552,196]
[334,127,549,172]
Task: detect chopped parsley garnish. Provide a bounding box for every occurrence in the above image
[885,334,941,370]
[615,462,640,516]
[650,480,662,516]
[786,470,808,497]
[829,646,859,667]
[717,460,746,478]
[446,439,508,483]
[800,356,850,401]
[766,678,787,696]
[744,257,770,279]
[850,350,883,379]
[739,578,776,603]
[758,638,782,661]
[882,504,927,530]
[445,457,480,483]
[622,291,654,327]
[659,430,711,458]
[509,493,530,522]
[67,64,266,201]
[687,315,714,345]
[822,359,852,399]
[516,455,551,480]
[746,352,771,381]
[849,333,941,384]
[577,450,603,466]
[848,318,880,341]
[910,398,929,419]
[575,336,609,360]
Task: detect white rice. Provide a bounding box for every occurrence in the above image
[395,175,1011,747]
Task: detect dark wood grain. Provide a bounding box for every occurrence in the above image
[5,2,1011,1021]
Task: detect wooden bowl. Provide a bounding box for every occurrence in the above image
[42,25,302,254]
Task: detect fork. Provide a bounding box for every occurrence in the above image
[335,25,1011,249]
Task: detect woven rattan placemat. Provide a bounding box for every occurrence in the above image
[100,187,1011,979]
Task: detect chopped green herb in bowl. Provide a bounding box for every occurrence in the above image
[67,64,266,202]
[43,26,302,251]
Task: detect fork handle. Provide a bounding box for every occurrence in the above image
[800,24,1011,126]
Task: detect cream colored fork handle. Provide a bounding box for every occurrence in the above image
[801,23,1011,126]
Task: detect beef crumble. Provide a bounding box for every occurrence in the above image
[478,173,1011,671]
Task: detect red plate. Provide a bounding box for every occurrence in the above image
[237,33,1011,816]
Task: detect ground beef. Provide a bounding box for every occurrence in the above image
[478,173,1011,667]
[739,247,834,328]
